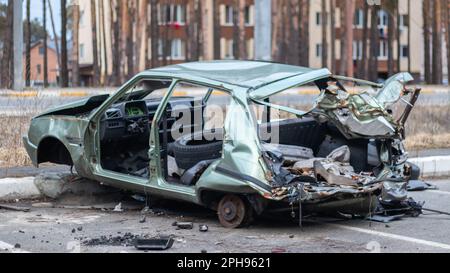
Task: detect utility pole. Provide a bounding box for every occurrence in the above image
[13,0,23,90]
[254,0,272,61]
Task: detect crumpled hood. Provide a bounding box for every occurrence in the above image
[35,94,109,118]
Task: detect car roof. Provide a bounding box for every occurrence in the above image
[147,60,330,90]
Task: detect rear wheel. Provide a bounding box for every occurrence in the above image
[217,195,254,228]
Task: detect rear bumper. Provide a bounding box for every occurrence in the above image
[22,135,38,167]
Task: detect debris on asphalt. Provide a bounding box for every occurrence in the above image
[31,202,54,208]
[134,236,174,251]
[71,228,76,233]
[367,214,405,223]
[113,202,123,212]
[199,224,208,232]
[139,216,146,223]
[14,243,21,249]
[174,222,194,230]
[407,180,438,192]
[83,232,139,247]
[0,204,31,212]
[77,226,83,231]
[19,230,25,234]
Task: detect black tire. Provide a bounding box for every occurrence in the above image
[408,162,421,180]
[172,130,223,170]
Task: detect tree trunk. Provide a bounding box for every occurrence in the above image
[289,0,299,65]
[48,0,61,75]
[126,1,136,78]
[330,0,336,73]
[1,0,13,89]
[361,0,369,78]
[423,0,432,83]
[300,0,309,66]
[100,0,108,83]
[212,0,221,59]
[321,0,327,68]
[396,0,401,73]
[387,2,395,76]
[232,0,240,59]
[432,0,443,84]
[445,0,450,85]
[339,0,347,75]
[407,0,411,73]
[137,0,148,70]
[345,0,354,77]
[72,1,80,87]
[61,0,69,87]
[369,5,379,82]
[26,0,31,87]
[91,0,100,86]
[238,0,247,60]
[111,0,121,85]
[150,0,159,67]
[43,0,49,87]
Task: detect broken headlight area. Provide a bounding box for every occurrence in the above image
[265,145,422,219]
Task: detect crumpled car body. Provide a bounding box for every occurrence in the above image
[23,61,420,228]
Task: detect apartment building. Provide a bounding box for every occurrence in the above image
[77,0,424,86]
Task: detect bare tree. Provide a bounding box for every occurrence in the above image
[26,0,31,87]
[232,0,240,59]
[396,0,401,73]
[111,0,121,85]
[321,0,328,68]
[213,0,221,59]
[72,1,80,87]
[344,0,354,77]
[330,0,336,73]
[288,0,299,65]
[137,0,148,70]
[100,0,108,82]
[338,1,347,75]
[446,0,450,83]
[61,0,69,87]
[386,0,396,76]
[150,0,159,67]
[126,1,136,79]
[407,0,411,73]
[1,0,14,89]
[368,4,380,82]
[423,0,432,83]
[48,0,61,73]
[361,0,369,78]
[432,0,443,84]
[43,0,49,87]
[91,0,100,86]
[238,0,247,60]
[299,0,310,67]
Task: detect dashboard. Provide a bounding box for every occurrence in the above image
[99,97,203,143]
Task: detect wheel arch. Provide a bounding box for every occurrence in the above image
[37,136,74,166]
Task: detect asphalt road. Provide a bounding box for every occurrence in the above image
[1,179,450,253]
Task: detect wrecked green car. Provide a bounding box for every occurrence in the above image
[23,61,421,228]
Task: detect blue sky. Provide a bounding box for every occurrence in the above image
[1,0,62,38]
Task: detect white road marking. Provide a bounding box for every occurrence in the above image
[0,240,31,253]
[331,224,450,250]
[428,190,450,196]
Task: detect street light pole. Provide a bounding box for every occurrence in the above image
[13,0,24,90]
[254,0,272,61]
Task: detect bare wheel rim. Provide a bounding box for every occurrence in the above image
[218,195,246,228]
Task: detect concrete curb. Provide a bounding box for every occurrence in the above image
[409,156,450,178]
[0,156,449,201]
[0,177,41,201]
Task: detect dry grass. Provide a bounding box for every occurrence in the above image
[0,116,33,167]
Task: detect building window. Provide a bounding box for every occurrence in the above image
[316,12,321,25]
[400,14,409,28]
[37,64,41,75]
[224,5,234,25]
[224,39,234,59]
[157,39,185,59]
[401,45,409,58]
[39,46,44,55]
[159,4,186,25]
[354,9,363,28]
[171,39,184,59]
[378,10,388,28]
[79,43,85,58]
[245,5,253,25]
[352,41,363,60]
[316,44,322,57]
[378,40,387,58]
